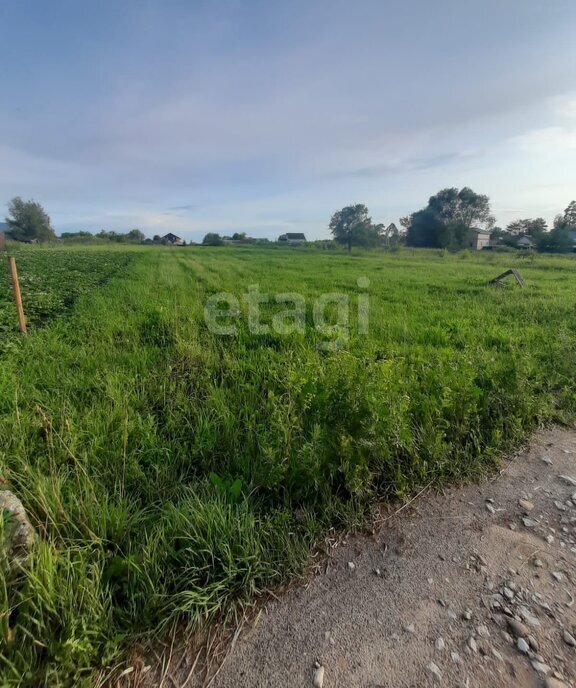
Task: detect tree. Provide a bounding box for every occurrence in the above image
[378,222,402,248]
[489,226,517,248]
[405,187,494,249]
[232,232,247,241]
[387,222,399,243]
[399,216,411,232]
[127,228,145,243]
[492,218,547,248]
[553,201,576,231]
[329,204,379,252]
[202,232,224,246]
[405,207,444,248]
[431,187,494,230]
[97,229,121,241]
[5,197,55,242]
[505,218,547,238]
[60,231,94,243]
[565,200,576,226]
[537,227,573,253]
[533,202,576,253]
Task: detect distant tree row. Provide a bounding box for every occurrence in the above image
[2,197,151,244]
[493,202,576,253]
[2,197,254,247]
[201,232,272,246]
[62,229,147,243]
[5,194,576,254]
[330,191,576,253]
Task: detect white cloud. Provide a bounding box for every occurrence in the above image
[512,125,576,154]
[551,93,576,120]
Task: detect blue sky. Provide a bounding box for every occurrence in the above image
[0,0,575,241]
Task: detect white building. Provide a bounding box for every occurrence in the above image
[469,228,491,250]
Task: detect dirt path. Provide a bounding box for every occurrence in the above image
[134,428,576,688]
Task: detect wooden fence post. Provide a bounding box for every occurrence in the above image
[8,254,27,334]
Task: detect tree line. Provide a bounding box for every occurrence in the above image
[1,197,151,244]
[4,192,576,253]
[1,198,261,247]
[329,190,576,253]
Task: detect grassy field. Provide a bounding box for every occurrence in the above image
[1,245,575,685]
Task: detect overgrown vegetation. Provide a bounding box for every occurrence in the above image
[1,246,575,685]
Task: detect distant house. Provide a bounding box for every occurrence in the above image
[468,228,491,251]
[162,233,185,246]
[517,236,534,249]
[279,233,307,244]
[569,230,576,251]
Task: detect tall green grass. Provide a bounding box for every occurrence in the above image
[1,246,575,685]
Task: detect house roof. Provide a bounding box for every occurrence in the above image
[282,233,306,240]
[163,232,182,241]
[470,227,492,234]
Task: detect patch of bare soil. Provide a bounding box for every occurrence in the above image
[122,428,576,688]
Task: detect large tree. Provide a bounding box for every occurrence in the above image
[429,187,494,229]
[535,202,576,253]
[202,232,224,246]
[405,187,495,249]
[537,227,573,253]
[553,201,576,231]
[329,204,379,252]
[127,228,146,243]
[5,197,55,242]
[405,207,445,248]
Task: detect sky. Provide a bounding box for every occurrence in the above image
[0,0,575,241]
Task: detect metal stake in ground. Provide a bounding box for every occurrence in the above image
[1,233,27,334]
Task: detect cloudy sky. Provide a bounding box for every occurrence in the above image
[1,0,575,240]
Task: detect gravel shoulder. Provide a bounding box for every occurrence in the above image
[131,428,576,688]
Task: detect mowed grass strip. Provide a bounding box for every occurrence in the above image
[1,246,575,685]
